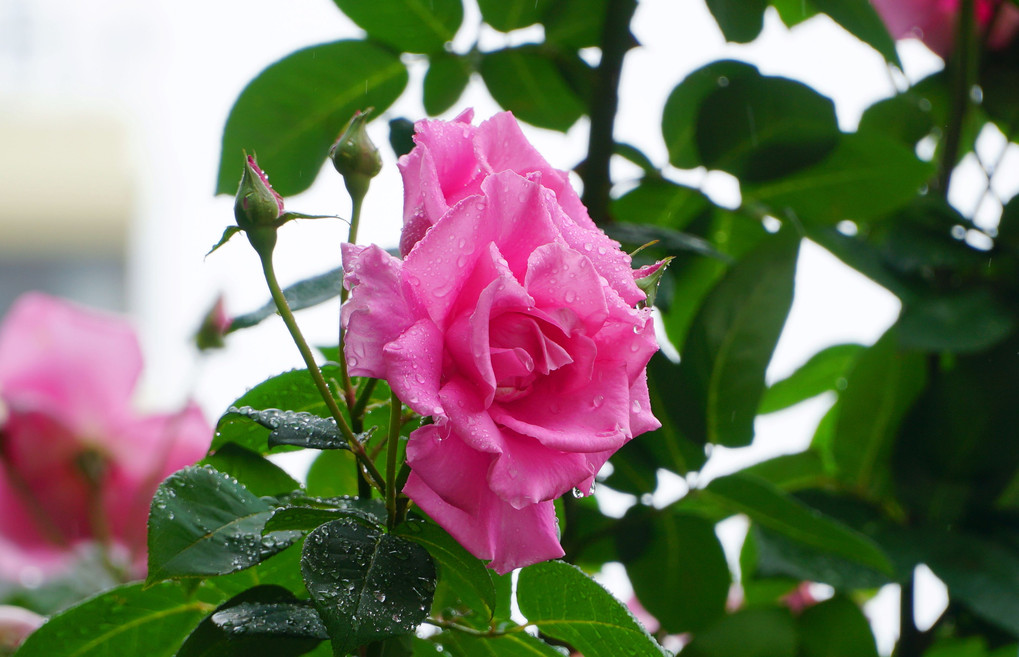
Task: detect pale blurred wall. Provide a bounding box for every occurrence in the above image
[0,0,157,312]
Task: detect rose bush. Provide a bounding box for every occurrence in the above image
[870,0,1019,57]
[342,111,660,572]
[0,293,211,580]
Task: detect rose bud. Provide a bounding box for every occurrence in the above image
[330,110,382,202]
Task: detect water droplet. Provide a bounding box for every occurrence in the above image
[374,591,386,602]
[630,341,640,352]
[571,487,584,498]
[591,395,604,408]
[564,290,577,303]
[457,237,467,248]
[583,242,593,251]
[597,246,607,255]
[631,399,641,413]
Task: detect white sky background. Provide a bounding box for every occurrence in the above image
[9,0,1011,652]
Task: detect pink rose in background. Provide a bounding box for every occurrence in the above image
[870,0,1019,57]
[0,293,211,581]
[343,111,660,573]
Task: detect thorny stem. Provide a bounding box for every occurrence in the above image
[386,389,402,529]
[580,0,638,225]
[258,249,387,494]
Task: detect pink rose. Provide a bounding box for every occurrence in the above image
[0,293,211,580]
[343,111,660,573]
[870,0,1019,57]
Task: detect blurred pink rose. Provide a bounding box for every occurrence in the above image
[343,111,660,573]
[0,293,211,580]
[0,604,43,652]
[870,0,1019,57]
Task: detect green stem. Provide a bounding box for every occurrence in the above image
[352,377,378,421]
[425,618,525,637]
[386,389,402,529]
[936,0,977,196]
[341,191,366,495]
[258,250,387,493]
[580,0,638,225]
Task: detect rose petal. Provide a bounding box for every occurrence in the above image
[382,319,444,417]
[342,243,416,377]
[0,293,142,432]
[403,425,564,574]
[490,360,633,453]
[525,242,609,334]
[488,429,595,508]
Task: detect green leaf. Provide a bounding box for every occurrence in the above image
[750,524,891,591]
[797,596,879,657]
[516,561,667,657]
[177,585,327,657]
[301,519,436,656]
[744,132,934,225]
[618,507,730,633]
[394,520,496,624]
[226,407,348,451]
[642,354,709,475]
[216,41,407,196]
[613,142,659,174]
[897,288,1015,353]
[441,632,563,657]
[921,531,1019,636]
[657,209,769,352]
[830,330,927,497]
[759,343,863,414]
[306,450,362,498]
[704,0,769,42]
[477,0,552,31]
[703,473,892,573]
[858,92,936,147]
[611,178,712,230]
[662,60,760,169]
[229,268,342,333]
[147,465,301,583]
[389,118,417,159]
[542,0,608,48]
[892,335,1019,521]
[811,0,900,66]
[264,498,386,533]
[480,46,586,132]
[13,581,223,657]
[208,226,242,256]
[682,607,797,657]
[605,223,728,262]
[675,233,799,447]
[696,70,839,181]
[332,0,462,53]
[201,443,302,498]
[737,451,828,492]
[213,366,346,455]
[771,0,818,26]
[423,53,472,116]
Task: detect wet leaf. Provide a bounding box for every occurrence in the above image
[147,465,301,583]
[301,520,436,656]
